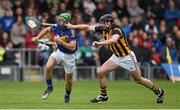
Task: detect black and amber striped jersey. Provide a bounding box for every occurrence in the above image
[95,24,131,57]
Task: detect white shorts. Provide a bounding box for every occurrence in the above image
[110,51,138,71]
[50,50,76,73]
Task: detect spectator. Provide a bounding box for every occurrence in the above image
[47,7,58,23]
[174,31,180,62]
[158,20,167,44]
[75,47,84,66]
[0,31,11,48]
[24,30,37,65]
[151,33,163,53]
[127,32,134,47]
[106,0,114,13]
[164,0,180,30]
[177,18,180,29]
[141,41,151,65]
[3,41,19,65]
[131,37,142,62]
[142,32,153,49]
[111,11,121,25]
[14,7,24,21]
[58,2,67,13]
[24,7,37,23]
[150,46,161,65]
[77,30,87,47]
[12,0,25,15]
[72,0,83,13]
[81,39,95,65]
[93,1,108,22]
[145,17,158,34]
[152,0,165,20]
[128,0,144,17]
[62,0,74,11]
[0,0,12,17]
[0,9,15,34]
[82,8,92,23]
[0,0,12,10]
[11,16,26,48]
[161,37,177,64]
[121,16,132,37]
[48,0,59,11]
[25,31,37,48]
[24,0,36,9]
[145,6,156,21]
[131,15,144,31]
[83,0,96,15]
[74,12,84,24]
[113,0,129,18]
[132,29,144,47]
[138,0,154,11]
[0,45,5,64]
[37,0,48,15]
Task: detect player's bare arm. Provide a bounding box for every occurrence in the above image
[31,27,50,42]
[92,34,119,47]
[65,23,95,31]
[31,27,67,42]
[53,36,76,51]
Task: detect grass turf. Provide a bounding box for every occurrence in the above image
[0,80,179,109]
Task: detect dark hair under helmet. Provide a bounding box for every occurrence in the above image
[99,14,114,23]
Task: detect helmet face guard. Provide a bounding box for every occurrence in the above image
[99,14,114,30]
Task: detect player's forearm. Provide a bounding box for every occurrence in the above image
[36,27,49,39]
[71,24,90,30]
[99,35,119,45]
[99,38,118,45]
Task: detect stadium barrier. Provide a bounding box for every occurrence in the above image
[0,48,165,81]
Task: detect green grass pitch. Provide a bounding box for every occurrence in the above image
[0,80,179,109]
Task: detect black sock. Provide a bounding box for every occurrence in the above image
[151,85,160,95]
[65,89,71,96]
[100,86,107,96]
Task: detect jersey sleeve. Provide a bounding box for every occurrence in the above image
[95,26,103,33]
[111,27,124,38]
[111,28,121,35]
[68,30,77,42]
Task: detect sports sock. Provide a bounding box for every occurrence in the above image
[65,88,71,96]
[100,86,107,96]
[151,85,160,95]
[46,79,53,90]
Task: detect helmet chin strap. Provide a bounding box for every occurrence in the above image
[107,22,115,31]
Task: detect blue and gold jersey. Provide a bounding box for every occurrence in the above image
[50,24,77,54]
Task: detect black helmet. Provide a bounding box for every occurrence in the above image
[99,14,114,23]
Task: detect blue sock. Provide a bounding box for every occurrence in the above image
[46,79,53,90]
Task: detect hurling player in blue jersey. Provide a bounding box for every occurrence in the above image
[31,13,77,103]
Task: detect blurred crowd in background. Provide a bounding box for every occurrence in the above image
[0,0,179,66]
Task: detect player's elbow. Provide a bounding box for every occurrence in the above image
[112,39,118,44]
[43,27,50,33]
[112,35,119,43]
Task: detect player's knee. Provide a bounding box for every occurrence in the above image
[45,65,53,73]
[66,74,72,83]
[97,67,104,78]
